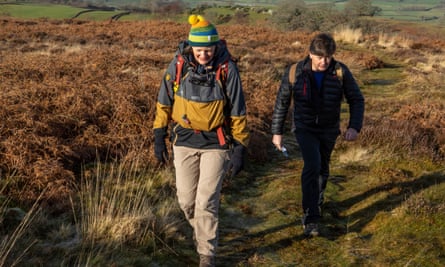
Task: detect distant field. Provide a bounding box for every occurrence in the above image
[0,3,148,20]
[0,0,444,22]
[372,0,444,21]
[0,3,85,19]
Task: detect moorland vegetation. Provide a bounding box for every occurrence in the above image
[0,2,444,266]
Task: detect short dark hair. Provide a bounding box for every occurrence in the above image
[309,33,336,57]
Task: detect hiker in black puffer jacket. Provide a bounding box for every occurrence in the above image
[271,33,364,237]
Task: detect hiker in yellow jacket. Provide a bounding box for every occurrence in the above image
[153,15,249,267]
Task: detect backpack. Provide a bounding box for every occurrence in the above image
[288,61,344,88]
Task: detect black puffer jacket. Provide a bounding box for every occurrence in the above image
[271,56,364,134]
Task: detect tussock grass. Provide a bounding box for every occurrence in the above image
[337,146,371,165]
[77,158,180,264]
[334,25,363,44]
[409,53,445,73]
[0,184,42,267]
[356,100,445,161]
[377,32,413,49]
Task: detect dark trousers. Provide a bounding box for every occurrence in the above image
[295,128,339,224]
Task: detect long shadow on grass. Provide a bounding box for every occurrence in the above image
[324,171,445,240]
[217,171,445,264]
[218,221,305,266]
[217,143,304,265]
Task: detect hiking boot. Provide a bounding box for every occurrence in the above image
[303,223,319,237]
[199,254,215,267]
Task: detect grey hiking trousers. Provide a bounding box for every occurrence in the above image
[173,145,229,256]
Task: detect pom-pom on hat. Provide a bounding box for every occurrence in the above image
[188,15,220,47]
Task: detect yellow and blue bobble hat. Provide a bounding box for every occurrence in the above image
[188,15,220,47]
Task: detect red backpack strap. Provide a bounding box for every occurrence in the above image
[174,54,185,91]
[216,39,232,85]
[216,59,229,86]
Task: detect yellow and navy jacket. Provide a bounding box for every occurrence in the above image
[153,40,249,149]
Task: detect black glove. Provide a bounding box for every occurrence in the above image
[227,144,246,178]
[154,128,168,164]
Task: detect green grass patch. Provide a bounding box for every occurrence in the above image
[369,207,445,265]
[372,0,444,21]
[0,3,84,19]
[360,66,407,98]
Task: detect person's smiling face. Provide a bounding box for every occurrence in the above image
[310,53,332,72]
[192,46,216,65]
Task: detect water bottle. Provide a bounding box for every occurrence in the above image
[281,146,289,158]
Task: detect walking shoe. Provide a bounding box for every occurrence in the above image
[199,254,215,267]
[303,223,319,237]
